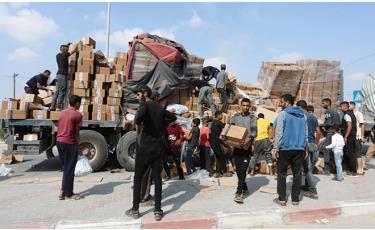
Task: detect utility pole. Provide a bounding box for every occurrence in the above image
[105,2,111,59]
[13,73,18,98]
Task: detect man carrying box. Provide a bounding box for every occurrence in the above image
[190,79,217,118]
[51,43,78,111]
[231,98,257,204]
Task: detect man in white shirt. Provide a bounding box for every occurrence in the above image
[349,102,365,175]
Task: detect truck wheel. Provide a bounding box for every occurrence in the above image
[79,130,108,172]
[116,131,136,172]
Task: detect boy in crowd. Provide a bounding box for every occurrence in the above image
[199,118,212,174]
[165,116,185,180]
[185,118,201,175]
[249,113,273,176]
[325,126,345,181]
[210,111,231,177]
[232,98,257,204]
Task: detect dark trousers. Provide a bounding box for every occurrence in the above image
[52,74,67,109]
[57,141,78,197]
[172,150,184,179]
[211,142,227,173]
[132,152,162,212]
[344,136,357,173]
[233,148,250,194]
[218,88,228,113]
[277,150,304,202]
[162,154,171,178]
[199,146,212,173]
[140,166,152,201]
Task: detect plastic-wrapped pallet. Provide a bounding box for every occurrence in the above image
[257,62,304,98]
[296,59,342,119]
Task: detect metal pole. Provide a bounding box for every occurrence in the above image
[13,73,18,98]
[105,2,111,58]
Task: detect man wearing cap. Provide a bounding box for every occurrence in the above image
[126,85,167,221]
[51,43,78,111]
[216,64,229,113]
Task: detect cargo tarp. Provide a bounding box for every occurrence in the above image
[123,60,192,111]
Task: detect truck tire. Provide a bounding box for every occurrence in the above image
[116,131,137,172]
[79,130,108,172]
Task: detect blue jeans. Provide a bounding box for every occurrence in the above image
[334,151,344,180]
[185,147,194,175]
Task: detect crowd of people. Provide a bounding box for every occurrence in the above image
[52,60,368,222]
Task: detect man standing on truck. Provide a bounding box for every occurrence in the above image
[51,43,78,111]
[190,79,217,118]
[216,64,229,113]
[349,101,366,175]
[56,95,82,200]
[320,98,341,175]
[125,85,166,221]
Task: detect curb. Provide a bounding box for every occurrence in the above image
[54,200,375,229]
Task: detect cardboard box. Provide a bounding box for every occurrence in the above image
[23,134,38,141]
[107,97,121,106]
[220,124,250,149]
[69,52,77,60]
[93,104,106,113]
[95,66,110,75]
[78,43,94,53]
[32,110,49,119]
[113,63,126,72]
[106,105,120,114]
[1,110,27,119]
[116,52,127,59]
[114,57,127,66]
[77,58,94,74]
[188,55,205,64]
[1,99,19,111]
[79,50,94,60]
[75,72,91,82]
[80,36,96,49]
[79,104,90,113]
[110,82,123,90]
[92,89,106,97]
[108,73,123,82]
[95,74,108,82]
[72,88,90,97]
[107,112,119,121]
[91,80,106,89]
[92,112,106,121]
[108,89,122,98]
[50,111,62,120]
[92,96,105,105]
[38,89,52,98]
[42,96,53,106]
[73,80,90,89]
[80,97,91,105]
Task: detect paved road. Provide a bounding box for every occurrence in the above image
[1,151,375,228]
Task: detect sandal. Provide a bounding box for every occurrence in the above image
[154,210,164,221]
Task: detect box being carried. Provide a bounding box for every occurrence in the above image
[80,36,96,49]
[220,124,250,150]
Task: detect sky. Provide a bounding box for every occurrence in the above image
[0,2,374,101]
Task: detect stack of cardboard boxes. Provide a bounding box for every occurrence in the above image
[0,99,26,119]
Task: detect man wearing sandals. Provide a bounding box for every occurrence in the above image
[56,95,82,200]
[125,85,167,221]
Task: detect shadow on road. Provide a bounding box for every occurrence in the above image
[246,175,270,196]
[26,157,62,172]
[79,181,131,197]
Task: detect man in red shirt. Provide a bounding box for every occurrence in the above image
[165,116,185,180]
[57,95,82,200]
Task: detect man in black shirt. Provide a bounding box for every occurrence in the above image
[320,98,341,174]
[51,43,78,111]
[191,79,217,118]
[24,70,52,95]
[210,111,230,177]
[125,85,166,221]
[340,101,358,176]
[202,66,220,81]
